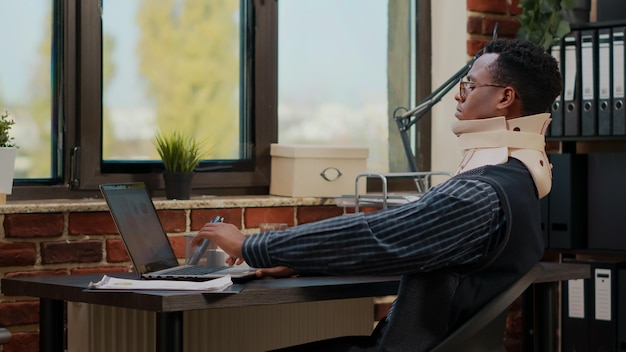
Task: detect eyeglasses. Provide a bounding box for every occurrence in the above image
[458,79,507,100]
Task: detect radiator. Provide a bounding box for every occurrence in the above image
[67,298,374,352]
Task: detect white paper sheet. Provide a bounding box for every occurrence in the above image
[88,275,233,291]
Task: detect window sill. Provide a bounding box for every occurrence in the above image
[0,195,338,214]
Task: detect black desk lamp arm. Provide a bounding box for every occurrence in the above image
[394,55,478,172]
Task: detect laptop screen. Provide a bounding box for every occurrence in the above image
[100,183,179,274]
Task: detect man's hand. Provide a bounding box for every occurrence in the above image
[255,266,298,278]
[193,222,245,262]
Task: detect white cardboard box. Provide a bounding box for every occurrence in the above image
[270,144,369,197]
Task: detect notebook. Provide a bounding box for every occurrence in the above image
[99,182,257,281]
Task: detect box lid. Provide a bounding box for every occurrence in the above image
[270,144,369,159]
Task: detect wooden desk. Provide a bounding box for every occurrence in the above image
[2,273,399,352]
[1,262,589,352]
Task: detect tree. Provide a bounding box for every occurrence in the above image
[136,0,240,158]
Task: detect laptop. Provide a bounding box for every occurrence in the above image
[99,182,257,281]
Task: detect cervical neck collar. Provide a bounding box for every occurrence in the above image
[451,113,552,198]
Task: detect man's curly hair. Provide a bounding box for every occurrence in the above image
[483,39,562,116]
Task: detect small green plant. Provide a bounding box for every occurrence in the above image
[517,0,575,51]
[154,130,206,173]
[0,111,15,148]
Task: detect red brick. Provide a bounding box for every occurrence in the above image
[190,208,243,230]
[484,18,520,37]
[3,213,64,238]
[345,207,380,214]
[71,266,130,275]
[508,0,522,15]
[467,0,507,14]
[170,235,187,259]
[105,239,130,262]
[3,332,39,352]
[297,206,343,225]
[467,38,490,57]
[0,242,36,267]
[68,212,117,236]
[0,301,39,326]
[41,240,102,264]
[157,210,186,232]
[4,269,67,278]
[244,208,295,228]
[467,16,483,35]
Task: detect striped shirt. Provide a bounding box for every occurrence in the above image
[242,177,504,276]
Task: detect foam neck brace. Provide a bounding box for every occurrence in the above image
[451,113,552,198]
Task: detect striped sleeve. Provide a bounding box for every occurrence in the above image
[242,178,503,275]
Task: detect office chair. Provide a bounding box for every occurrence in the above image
[378,263,544,352]
[0,328,10,345]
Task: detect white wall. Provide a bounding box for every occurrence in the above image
[430,2,467,174]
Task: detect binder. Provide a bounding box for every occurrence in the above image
[613,27,626,136]
[581,30,597,136]
[589,261,626,352]
[598,28,613,136]
[618,268,626,350]
[562,271,589,351]
[563,31,581,136]
[587,153,626,251]
[590,265,617,351]
[547,153,587,249]
[549,42,564,137]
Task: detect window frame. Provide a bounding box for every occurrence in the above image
[10,0,278,200]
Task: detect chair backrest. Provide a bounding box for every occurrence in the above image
[0,328,11,345]
[429,263,544,352]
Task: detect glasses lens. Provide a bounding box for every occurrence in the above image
[459,80,466,99]
[459,80,464,99]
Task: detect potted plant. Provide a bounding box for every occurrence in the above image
[0,111,17,202]
[154,130,206,200]
[517,0,579,50]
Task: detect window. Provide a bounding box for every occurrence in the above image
[10,0,276,199]
[0,1,55,180]
[101,0,243,164]
[277,0,390,172]
[7,0,427,200]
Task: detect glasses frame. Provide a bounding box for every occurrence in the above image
[458,79,508,100]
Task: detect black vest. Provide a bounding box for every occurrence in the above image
[379,158,545,352]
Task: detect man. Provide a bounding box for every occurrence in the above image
[193,39,562,351]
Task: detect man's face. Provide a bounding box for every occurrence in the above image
[454,53,505,121]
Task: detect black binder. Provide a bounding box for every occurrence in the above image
[618,268,626,350]
[587,153,626,251]
[581,30,597,136]
[547,153,587,249]
[612,27,626,136]
[563,31,581,136]
[562,261,590,352]
[550,42,564,137]
[588,264,618,352]
[598,28,613,135]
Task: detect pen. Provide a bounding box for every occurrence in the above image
[188,215,222,265]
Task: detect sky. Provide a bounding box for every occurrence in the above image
[0,1,48,104]
[0,0,387,108]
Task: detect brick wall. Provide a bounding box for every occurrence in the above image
[466,0,522,55]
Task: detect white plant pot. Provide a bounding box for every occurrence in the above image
[0,147,17,194]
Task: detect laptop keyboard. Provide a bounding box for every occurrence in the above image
[167,265,230,275]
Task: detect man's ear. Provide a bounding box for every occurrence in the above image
[497,87,517,108]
